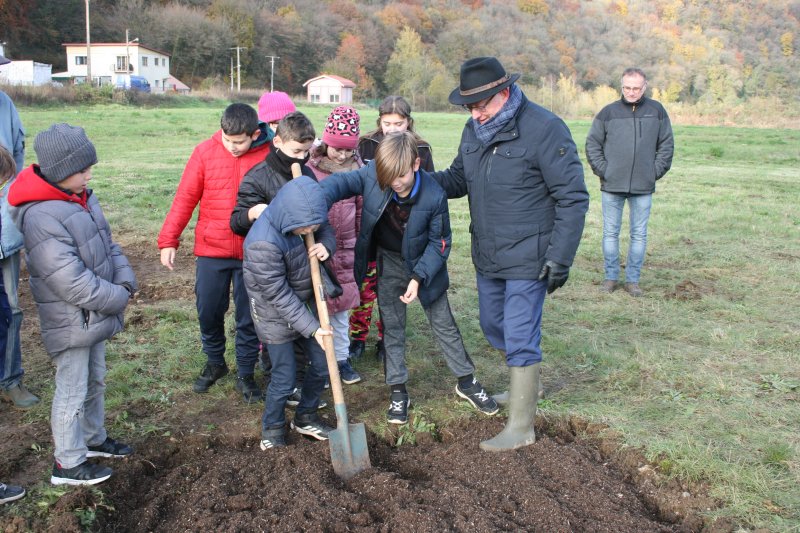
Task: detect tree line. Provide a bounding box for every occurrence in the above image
[2,0,797,110]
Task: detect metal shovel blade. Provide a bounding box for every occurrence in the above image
[328,406,371,480]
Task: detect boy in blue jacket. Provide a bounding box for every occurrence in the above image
[320,131,498,424]
[242,176,336,449]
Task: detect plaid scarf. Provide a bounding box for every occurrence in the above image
[472,84,523,145]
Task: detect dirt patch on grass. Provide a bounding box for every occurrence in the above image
[0,243,730,532]
[668,279,715,301]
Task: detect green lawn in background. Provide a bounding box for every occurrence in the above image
[16,102,800,531]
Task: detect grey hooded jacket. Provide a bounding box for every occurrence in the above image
[9,168,136,356]
[243,176,336,345]
[585,96,674,195]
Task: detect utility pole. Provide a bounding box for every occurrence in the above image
[85,0,91,86]
[266,55,280,92]
[230,56,234,92]
[230,46,246,91]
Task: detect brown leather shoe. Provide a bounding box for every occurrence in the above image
[600,279,618,293]
[624,282,643,297]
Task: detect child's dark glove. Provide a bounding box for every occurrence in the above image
[537,260,570,294]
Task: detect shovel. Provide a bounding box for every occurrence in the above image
[293,163,371,480]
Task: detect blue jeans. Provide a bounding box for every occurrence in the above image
[476,274,547,367]
[601,192,652,284]
[262,337,328,430]
[195,257,259,376]
[0,253,23,390]
[51,343,108,469]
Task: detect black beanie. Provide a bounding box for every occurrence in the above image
[34,123,98,184]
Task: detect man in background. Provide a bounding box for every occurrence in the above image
[586,67,674,297]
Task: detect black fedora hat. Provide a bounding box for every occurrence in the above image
[449,57,520,105]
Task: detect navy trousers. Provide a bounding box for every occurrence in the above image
[195,256,259,376]
[476,273,547,366]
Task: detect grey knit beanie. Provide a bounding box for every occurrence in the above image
[34,123,98,183]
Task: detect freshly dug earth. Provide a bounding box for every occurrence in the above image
[0,243,721,532]
[98,418,690,532]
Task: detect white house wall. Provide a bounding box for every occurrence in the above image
[65,45,171,92]
[0,61,52,86]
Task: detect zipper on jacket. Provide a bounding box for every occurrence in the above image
[486,146,497,182]
[628,105,638,192]
[82,309,90,330]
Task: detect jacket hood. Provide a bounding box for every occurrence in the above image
[8,165,87,207]
[211,122,272,151]
[266,175,328,234]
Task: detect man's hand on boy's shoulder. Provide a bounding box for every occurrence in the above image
[160,247,176,271]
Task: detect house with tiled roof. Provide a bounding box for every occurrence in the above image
[302,74,355,104]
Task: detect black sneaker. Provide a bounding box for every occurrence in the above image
[349,339,365,360]
[86,437,134,458]
[456,378,499,416]
[193,363,229,393]
[235,374,263,404]
[259,428,286,450]
[51,461,113,486]
[285,387,327,409]
[387,391,410,424]
[0,483,25,504]
[290,412,333,441]
[338,361,362,385]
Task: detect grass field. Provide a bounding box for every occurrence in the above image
[14,99,800,531]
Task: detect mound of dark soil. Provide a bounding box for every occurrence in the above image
[87,418,691,532]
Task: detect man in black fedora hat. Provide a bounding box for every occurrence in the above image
[432,56,589,452]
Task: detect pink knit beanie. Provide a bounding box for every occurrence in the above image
[322,106,360,150]
[257,91,296,123]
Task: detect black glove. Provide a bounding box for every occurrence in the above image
[537,260,570,294]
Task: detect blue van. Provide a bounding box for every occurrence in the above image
[115,75,151,93]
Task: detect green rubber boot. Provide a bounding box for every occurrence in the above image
[491,367,544,406]
[480,364,539,452]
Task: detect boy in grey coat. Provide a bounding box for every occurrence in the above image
[243,176,336,449]
[9,124,137,486]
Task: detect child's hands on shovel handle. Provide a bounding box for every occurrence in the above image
[307,242,330,262]
[312,326,332,350]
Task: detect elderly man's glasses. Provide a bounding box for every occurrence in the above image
[462,93,497,113]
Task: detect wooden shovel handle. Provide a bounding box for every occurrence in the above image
[292,163,347,408]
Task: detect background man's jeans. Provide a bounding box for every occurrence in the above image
[0,253,23,390]
[601,192,652,283]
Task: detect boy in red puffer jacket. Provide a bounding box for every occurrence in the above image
[158,103,271,403]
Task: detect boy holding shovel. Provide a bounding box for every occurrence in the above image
[242,176,336,449]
